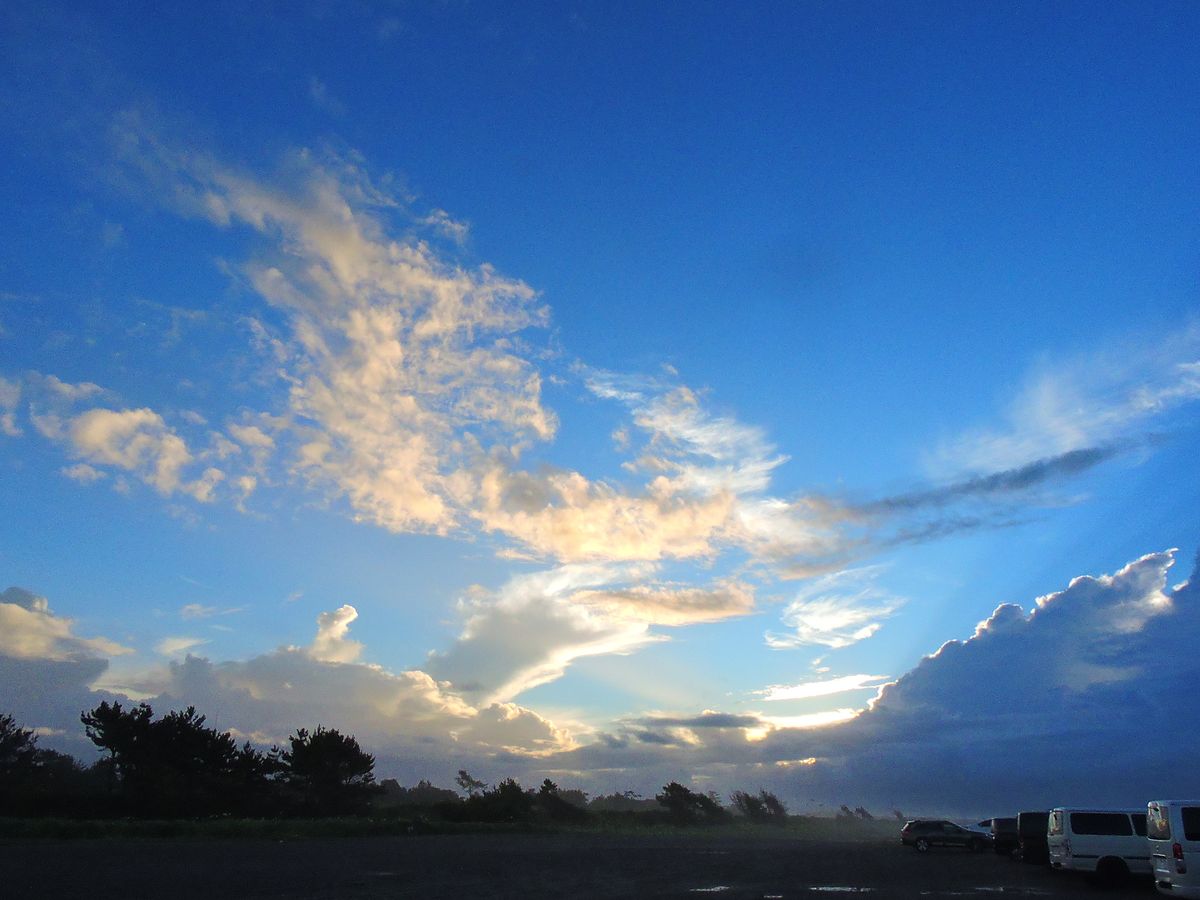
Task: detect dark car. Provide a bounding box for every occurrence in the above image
[900,819,991,852]
[990,817,1019,855]
[1016,810,1050,864]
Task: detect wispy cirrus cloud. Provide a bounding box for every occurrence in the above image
[758,673,891,701]
[930,334,1200,477]
[0,376,21,436]
[765,565,905,649]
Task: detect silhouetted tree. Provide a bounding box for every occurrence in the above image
[455,769,486,797]
[378,778,461,808]
[282,725,375,815]
[731,788,788,824]
[535,778,588,823]
[81,702,286,816]
[0,713,39,784]
[656,781,727,825]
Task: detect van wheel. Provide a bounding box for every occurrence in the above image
[1095,857,1128,885]
[915,838,930,852]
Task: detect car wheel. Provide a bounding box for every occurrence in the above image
[1095,857,1128,885]
[915,837,930,852]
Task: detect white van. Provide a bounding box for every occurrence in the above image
[1148,800,1200,897]
[1047,807,1152,881]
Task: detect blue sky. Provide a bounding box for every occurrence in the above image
[1,1,1199,814]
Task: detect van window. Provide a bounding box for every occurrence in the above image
[1183,807,1200,842]
[1132,813,1147,836]
[1148,805,1171,840]
[1019,812,1049,836]
[1070,812,1132,836]
[1049,810,1064,835]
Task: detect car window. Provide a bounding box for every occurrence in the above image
[1183,808,1200,842]
[943,823,962,833]
[1070,812,1132,836]
[1131,813,1147,836]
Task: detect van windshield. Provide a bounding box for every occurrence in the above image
[1071,812,1132,836]
[1184,807,1200,842]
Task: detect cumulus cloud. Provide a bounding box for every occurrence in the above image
[24,376,229,502]
[309,604,364,663]
[9,549,1200,813]
[0,586,132,661]
[765,566,905,649]
[0,586,131,748]
[747,548,1200,813]
[149,605,576,761]
[524,549,1200,813]
[3,584,577,766]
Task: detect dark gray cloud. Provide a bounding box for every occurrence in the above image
[638,713,762,729]
[862,445,1119,514]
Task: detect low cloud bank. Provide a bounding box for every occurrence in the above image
[3,547,1198,814]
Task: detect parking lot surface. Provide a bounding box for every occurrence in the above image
[0,833,1157,898]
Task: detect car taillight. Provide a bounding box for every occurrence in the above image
[1174,842,1187,875]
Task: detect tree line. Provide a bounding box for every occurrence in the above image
[2,705,374,818]
[1,706,790,825]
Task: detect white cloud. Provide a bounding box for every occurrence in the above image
[180,603,243,620]
[765,566,905,649]
[427,565,661,704]
[111,123,558,536]
[33,403,229,502]
[0,586,131,662]
[932,333,1200,476]
[156,636,208,656]
[572,580,756,626]
[61,463,106,484]
[758,674,891,701]
[0,375,21,436]
[472,462,736,563]
[309,604,364,663]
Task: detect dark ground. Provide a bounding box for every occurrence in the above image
[0,833,1156,899]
